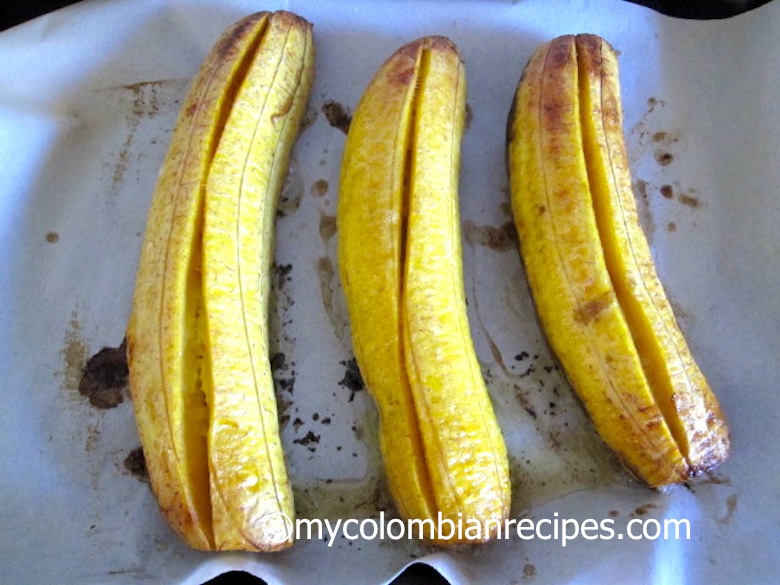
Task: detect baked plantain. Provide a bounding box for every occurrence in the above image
[127,11,314,550]
[506,34,729,487]
[338,37,510,544]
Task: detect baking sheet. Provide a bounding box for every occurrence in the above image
[1,0,778,583]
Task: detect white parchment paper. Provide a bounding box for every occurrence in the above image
[1,0,778,583]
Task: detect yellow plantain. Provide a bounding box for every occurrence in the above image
[506,34,729,487]
[338,37,510,544]
[127,11,314,551]
[203,10,313,551]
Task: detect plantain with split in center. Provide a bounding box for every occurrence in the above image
[506,34,730,487]
[337,36,511,544]
[127,11,314,551]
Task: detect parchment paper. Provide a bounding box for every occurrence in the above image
[1,0,778,583]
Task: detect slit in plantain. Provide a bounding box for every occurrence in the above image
[157,16,272,547]
[397,45,439,519]
[575,37,691,464]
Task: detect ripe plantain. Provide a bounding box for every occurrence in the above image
[506,34,730,487]
[338,37,510,544]
[126,11,314,550]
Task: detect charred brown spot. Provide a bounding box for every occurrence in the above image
[395,37,427,61]
[322,100,352,134]
[45,231,59,243]
[540,39,577,136]
[389,62,417,88]
[338,357,364,402]
[654,150,673,166]
[215,13,266,61]
[79,338,129,409]
[548,35,575,69]
[574,294,611,324]
[272,10,309,30]
[575,33,603,78]
[124,447,149,483]
[428,35,459,55]
[660,184,674,199]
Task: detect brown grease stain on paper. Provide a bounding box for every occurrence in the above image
[323,100,352,134]
[311,178,329,197]
[79,338,129,409]
[124,447,149,483]
[61,312,89,393]
[633,179,654,244]
[110,80,168,194]
[319,212,337,242]
[463,220,517,252]
[716,494,738,524]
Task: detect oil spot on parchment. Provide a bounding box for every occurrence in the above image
[465,103,473,131]
[646,96,665,112]
[316,255,349,343]
[669,299,693,328]
[339,357,364,402]
[462,220,517,252]
[652,131,678,145]
[61,312,89,393]
[702,471,731,485]
[319,212,337,242]
[678,190,701,209]
[633,503,658,516]
[654,149,674,166]
[629,96,667,161]
[633,179,654,244]
[109,80,170,195]
[323,100,352,134]
[500,199,513,218]
[317,255,336,322]
[79,338,129,409]
[277,158,304,217]
[46,231,59,243]
[523,563,537,579]
[300,104,318,131]
[123,447,149,483]
[715,494,738,524]
[311,178,329,197]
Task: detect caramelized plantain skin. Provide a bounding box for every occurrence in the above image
[506,35,729,487]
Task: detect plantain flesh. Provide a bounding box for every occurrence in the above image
[338,37,511,544]
[127,11,314,550]
[506,34,730,487]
